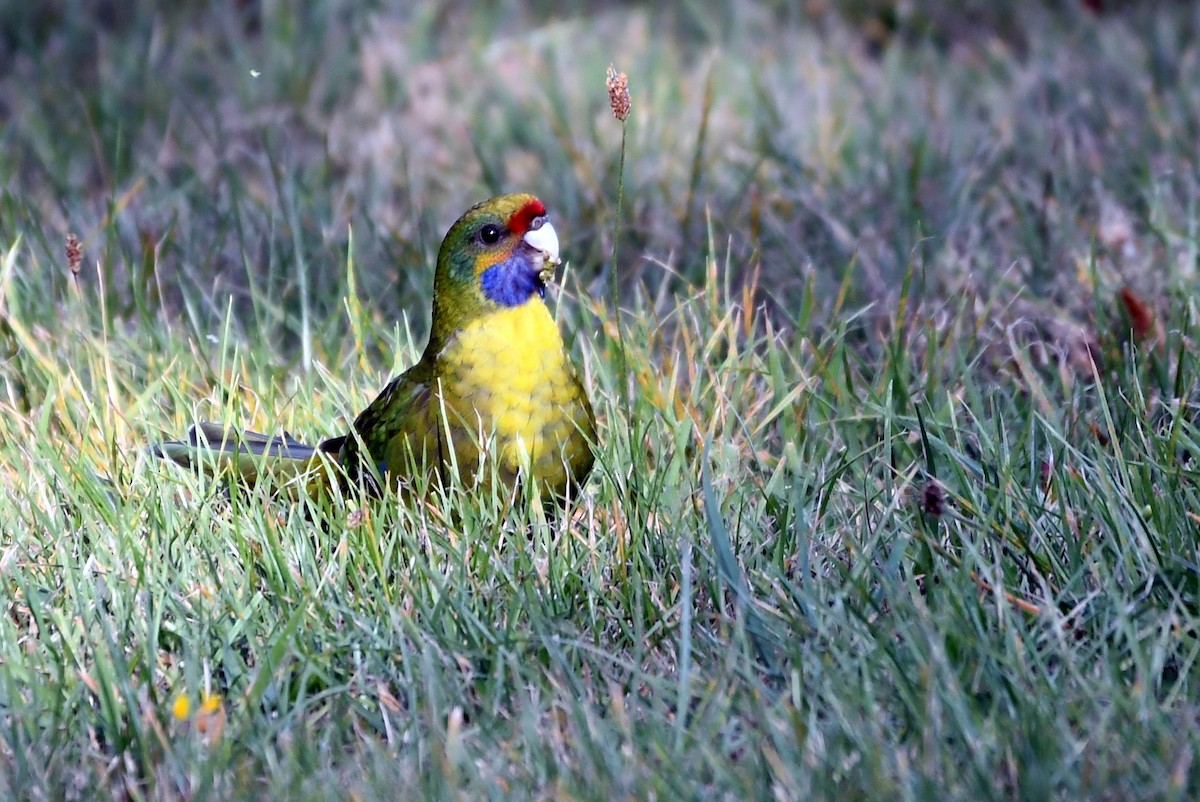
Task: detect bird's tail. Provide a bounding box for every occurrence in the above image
[150,423,343,497]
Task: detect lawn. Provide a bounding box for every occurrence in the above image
[2,2,1200,799]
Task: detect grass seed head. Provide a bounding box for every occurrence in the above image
[606,64,630,122]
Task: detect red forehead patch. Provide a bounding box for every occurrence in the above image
[507,198,547,235]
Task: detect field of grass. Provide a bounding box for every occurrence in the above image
[2,2,1200,799]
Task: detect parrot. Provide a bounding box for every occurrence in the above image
[152,194,597,504]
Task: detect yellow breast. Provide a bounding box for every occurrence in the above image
[435,301,594,493]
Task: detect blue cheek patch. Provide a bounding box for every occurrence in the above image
[480,254,545,307]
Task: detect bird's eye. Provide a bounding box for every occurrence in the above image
[480,224,502,245]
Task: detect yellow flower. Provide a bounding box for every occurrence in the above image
[173,691,221,720]
[199,692,222,714]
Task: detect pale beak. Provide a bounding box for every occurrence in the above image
[522,221,560,265]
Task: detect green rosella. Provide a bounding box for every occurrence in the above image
[154,194,596,503]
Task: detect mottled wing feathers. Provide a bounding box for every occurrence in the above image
[341,362,440,492]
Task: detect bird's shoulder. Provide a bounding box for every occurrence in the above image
[358,358,436,420]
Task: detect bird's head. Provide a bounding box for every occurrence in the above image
[429,193,562,346]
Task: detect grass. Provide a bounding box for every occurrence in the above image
[2,1,1200,799]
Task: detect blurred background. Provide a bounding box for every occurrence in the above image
[3,8,1200,796]
[1,1,1197,355]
